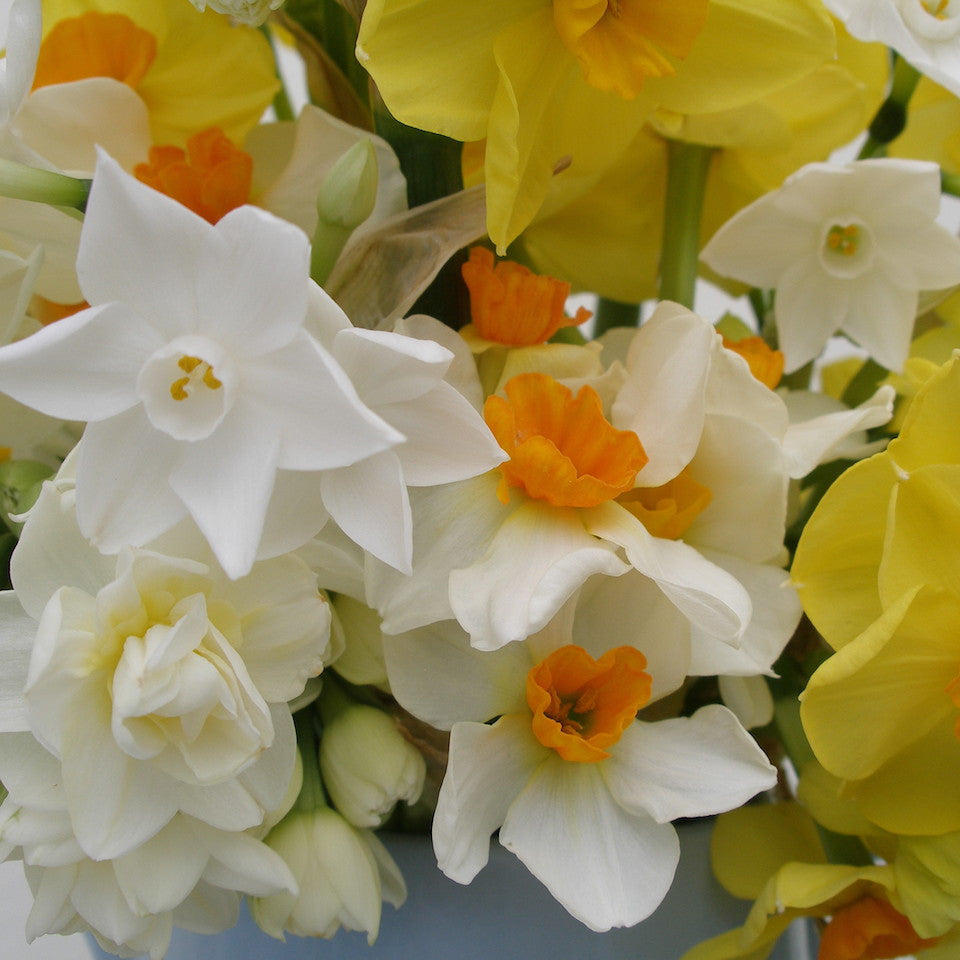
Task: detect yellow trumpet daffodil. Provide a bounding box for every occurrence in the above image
[358,0,836,249]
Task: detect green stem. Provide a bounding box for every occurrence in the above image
[293,707,327,812]
[593,297,641,335]
[659,141,714,308]
[942,170,960,198]
[0,160,89,211]
[858,55,921,159]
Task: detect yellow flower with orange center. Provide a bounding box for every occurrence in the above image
[134,127,253,224]
[461,247,591,348]
[617,467,712,540]
[526,644,651,762]
[35,0,277,146]
[552,0,709,100]
[483,372,648,507]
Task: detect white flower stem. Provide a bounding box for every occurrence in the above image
[659,140,714,309]
[0,159,90,211]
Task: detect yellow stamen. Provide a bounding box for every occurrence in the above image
[722,335,784,390]
[617,468,711,540]
[552,0,709,100]
[817,896,940,960]
[484,373,647,507]
[135,128,254,225]
[461,247,590,346]
[527,645,651,762]
[923,0,950,18]
[170,355,222,402]
[826,224,861,257]
[33,12,157,90]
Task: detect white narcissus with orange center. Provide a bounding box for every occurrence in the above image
[381,616,776,932]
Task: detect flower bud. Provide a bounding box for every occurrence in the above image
[319,702,425,828]
[251,806,405,943]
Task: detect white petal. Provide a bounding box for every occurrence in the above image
[255,469,330,562]
[689,551,800,676]
[383,620,529,729]
[366,473,510,635]
[500,758,680,931]
[244,331,401,472]
[582,501,751,646]
[334,326,452,407]
[449,499,630,651]
[16,79,151,174]
[433,716,544,884]
[321,452,412,573]
[78,152,208,337]
[612,305,714,487]
[234,705,298,816]
[388,381,506,487]
[602,705,776,824]
[199,825,296,897]
[775,258,848,373]
[572,573,691,702]
[62,699,177,860]
[0,590,34,731]
[198,206,309,358]
[75,407,187,552]
[2,0,41,122]
[0,302,159,420]
[840,271,916,372]
[685,413,788,564]
[169,403,280,579]
[781,385,895,478]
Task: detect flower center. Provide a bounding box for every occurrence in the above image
[484,372,648,507]
[817,896,940,960]
[722,335,784,389]
[898,0,960,37]
[170,355,223,402]
[32,12,157,90]
[460,247,590,347]
[617,467,711,540]
[552,0,709,99]
[134,127,254,225]
[138,336,235,442]
[526,645,651,762]
[819,218,875,279]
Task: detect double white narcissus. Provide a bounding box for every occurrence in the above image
[382,616,776,931]
[0,471,331,862]
[0,152,403,579]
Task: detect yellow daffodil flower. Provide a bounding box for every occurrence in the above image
[37,0,277,146]
[358,0,836,249]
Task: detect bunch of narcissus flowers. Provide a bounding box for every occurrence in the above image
[0,1,959,959]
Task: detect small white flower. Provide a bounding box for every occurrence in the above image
[187,0,284,27]
[0,152,402,578]
[824,0,960,96]
[701,158,960,373]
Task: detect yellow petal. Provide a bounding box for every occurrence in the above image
[890,356,960,474]
[357,0,543,142]
[710,803,825,901]
[644,0,835,116]
[801,587,959,782]
[792,453,895,649]
[797,759,883,839]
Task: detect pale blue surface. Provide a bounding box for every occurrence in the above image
[87,821,811,960]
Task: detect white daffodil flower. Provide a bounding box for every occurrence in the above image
[701,158,960,373]
[0,152,402,578]
[0,733,297,960]
[382,618,775,932]
[824,0,960,96]
[0,473,331,862]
